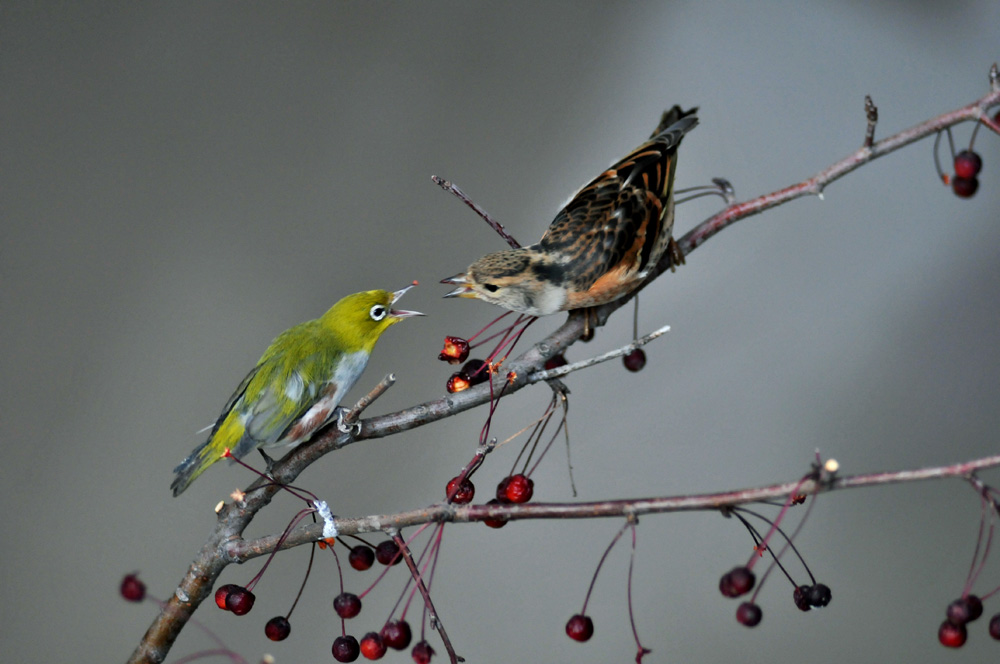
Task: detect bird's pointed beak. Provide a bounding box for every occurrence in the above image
[390,283,425,318]
[441,273,478,299]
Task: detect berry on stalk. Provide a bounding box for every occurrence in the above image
[265,616,291,641]
[938,620,967,648]
[411,640,435,663]
[461,358,490,385]
[502,473,534,503]
[375,540,402,566]
[736,602,762,627]
[215,583,241,610]
[989,613,1000,640]
[446,476,475,504]
[483,498,508,528]
[806,583,832,608]
[953,150,982,179]
[359,631,387,660]
[438,336,470,364]
[952,176,979,198]
[334,592,362,619]
[718,566,755,598]
[120,573,146,602]
[565,614,594,642]
[333,634,361,662]
[446,372,471,393]
[349,545,376,571]
[224,586,255,615]
[380,619,413,650]
[623,348,646,372]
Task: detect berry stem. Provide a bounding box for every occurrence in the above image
[580,522,629,614]
[626,522,651,662]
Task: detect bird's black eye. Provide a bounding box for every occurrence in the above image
[370,305,387,321]
[483,284,499,293]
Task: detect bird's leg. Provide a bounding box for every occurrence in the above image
[335,406,362,436]
[257,448,278,476]
[667,236,686,272]
[581,307,595,342]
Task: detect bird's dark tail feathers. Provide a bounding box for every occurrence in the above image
[170,439,217,497]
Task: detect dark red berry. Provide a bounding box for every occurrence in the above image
[544,354,568,370]
[225,586,255,615]
[938,620,967,648]
[334,592,362,619]
[265,616,291,641]
[349,546,376,571]
[359,632,387,660]
[736,602,762,627]
[483,498,508,529]
[461,359,489,385]
[446,476,475,504]
[966,594,984,621]
[623,348,646,372]
[989,613,1000,640]
[954,150,982,179]
[952,176,979,198]
[445,372,471,393]
[380,619,412,650]
[411,640,435,664]
[375,540,402,566]
[495,477,513,504]
[215,583,240,610]
[806,583,832,608]
[333,634,361,662]
[503,473,534,503]
[120,573,146,602]
[565,614,594,642]
[947,595,983,625]
[792,585,812,612]
[719,567,756,598]
[438,336,470,364]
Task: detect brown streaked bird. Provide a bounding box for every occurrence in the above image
[442,106,698,319]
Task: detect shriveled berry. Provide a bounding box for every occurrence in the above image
[359,631,387,660]
[461,359,489,385]
[736,602,762,627]
[225,586,255,615]
[333,634,361,662]
[623,348,646,372]
[495,477,513,504]
[334,592,362,619]
[954,150,982,179]
[446,372,471,393]
[565,614,594,642]
[120,573,146,602]
[792,585,812,612]
[380,619,412,650]
[215,583,241,610]
[265,616,291,641]
[438,336,470,364]
[446,476,475,504]
[483,498,508,529]
[375,540,402,566]
[411,640,435,663]
[938,620,967,648]
[952,176,979,198]
[349,545,376,571]
[989,613,1000,640]
[503,473,534,503]
[544,354,568,370]
[806,583,831,608]
[719,567,755,598]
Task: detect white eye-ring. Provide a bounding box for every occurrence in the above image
[370,304,388,321]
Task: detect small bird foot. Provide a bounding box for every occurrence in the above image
[336,407,362,436]
[257,448,278,476]
[581,308,595,342]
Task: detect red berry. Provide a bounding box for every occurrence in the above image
[334,592,362,619]
[461,358,489,385]
[718,567,755,598]
[375,540,402,566]
[544,354,568,370]
[989,613,1000,640]
[736,602,762,627]
[380,619,412,650]
[411,640,435,664]
[623,348,646,372]
[502,473,534,503]
[565,614,594,642]
[446,476,475,504]
[792,585,811,612]
[265,616,291,641]
[438,336,470,364]
[952,176,979,198]
[359,632,387,660]
[954,150,982,179]
[446,372,471,393]
[120,573,146,602]
[333,635,361,662]
[483,498,508,529]
[215,583,240,610]
[938,620,967,648]
[348,546,376,571]
[225,586,255,615]
[495,476,513,504]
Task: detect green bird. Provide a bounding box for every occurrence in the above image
[171,286,423,496]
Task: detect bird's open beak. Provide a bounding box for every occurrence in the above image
[390,283,425,318]
[440,273,478,299]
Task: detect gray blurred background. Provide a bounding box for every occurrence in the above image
[3,2,1000,662]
